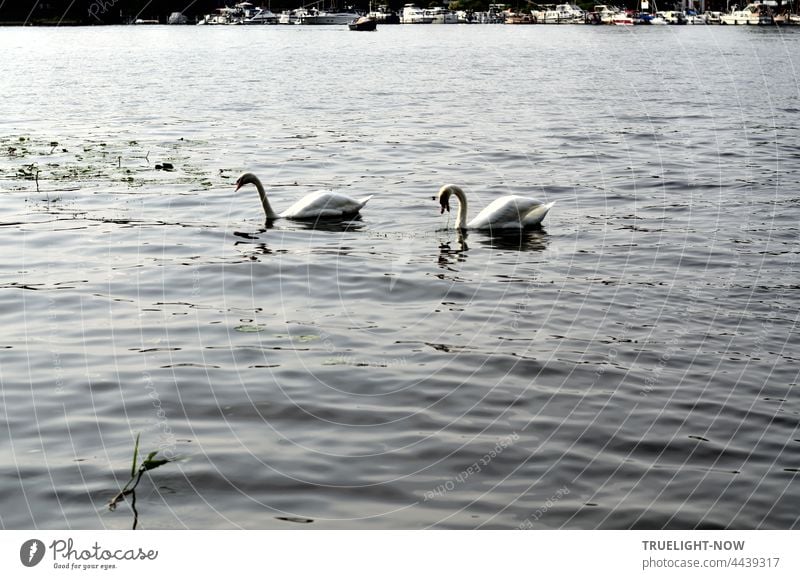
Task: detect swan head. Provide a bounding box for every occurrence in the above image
[235,172,259,192]
[437,184,461,215]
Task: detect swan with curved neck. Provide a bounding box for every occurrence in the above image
[437,184,554,230]
[235,172,372,221]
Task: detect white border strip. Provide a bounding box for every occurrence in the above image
[1,530,796,578]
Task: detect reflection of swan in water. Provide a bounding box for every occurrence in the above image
[479,229,550,252]
[231,218,364,236]
[235,173,372,220]
[438,230,469,270]
[290,216,366,233]
[438,228,549,254]
[437,184,554,230]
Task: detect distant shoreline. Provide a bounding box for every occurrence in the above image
[0,22,85,26]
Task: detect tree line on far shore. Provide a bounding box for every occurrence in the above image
[0,0,746,25]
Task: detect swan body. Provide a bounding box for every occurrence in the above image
[437,184,554,230]
[235,172,372,220]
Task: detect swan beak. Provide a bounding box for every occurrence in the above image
[440,199,450,215]
[234,181,242,192]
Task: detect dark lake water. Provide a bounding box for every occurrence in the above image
[1,24,798,529]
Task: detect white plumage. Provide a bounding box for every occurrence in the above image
[437,184,555,230]
[235,173,372,221]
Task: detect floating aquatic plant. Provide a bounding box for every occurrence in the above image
[234,324,267,333]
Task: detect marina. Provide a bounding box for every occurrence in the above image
[1,20,799,532]
[6,0,798,26]
[184,1,800,26]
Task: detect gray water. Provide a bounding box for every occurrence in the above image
[1,24,798,529]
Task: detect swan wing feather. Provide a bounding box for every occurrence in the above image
[467,195,546,230]
[280,190,368,220]
[523,200,556,227]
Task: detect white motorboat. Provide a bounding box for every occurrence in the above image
[197,3,261,25]
[245,8,278,24]
[720,8,759,24]
[278,9,304,24]
[555,4,585,23]
[426,7,458,23]
[720,3,772,24]
[612,11,634,24]
[535,9,564,23]
[299,8,362,24]
[368,5,400,23]
[531,4,583,23]
[462,9,504,23]
[197,8,234,25]
[401,4,433,23]
[587,5,617,24]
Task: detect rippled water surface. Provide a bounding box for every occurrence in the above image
[1,25,799,529]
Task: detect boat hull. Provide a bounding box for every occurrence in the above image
[349,16,378,30]
[300,12,361,25]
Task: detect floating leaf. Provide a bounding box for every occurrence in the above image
[296,335,320,343]
[235,324,266,333]
[141,458,170,472]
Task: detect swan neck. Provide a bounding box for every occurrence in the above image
[253,177,279,220]
[451,187,468,229]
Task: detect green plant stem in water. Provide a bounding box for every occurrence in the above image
[109,434,171,517]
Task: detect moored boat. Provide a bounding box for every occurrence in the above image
[660,10,689,23]
[427,6,459,23]
[168,12,189,24]
[300,7,362,25]
[775,12,800,24]
[585,5,616,24]
[534,8,564,23]
[197,3,263,25]
[245,8,278,24]
[612,11,634,25]
[504,11,536,24]
[720,3,773,24]
[555,4,585,23]
[278,9,308,24]
[684,9,706,23]
[633,0,666,24]
[368,5,400,23]
[401,4,433,23]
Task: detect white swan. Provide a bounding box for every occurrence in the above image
[235,172,372,220]
[437,184,555,230]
